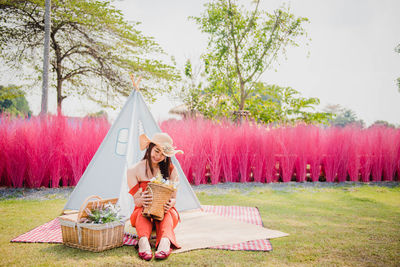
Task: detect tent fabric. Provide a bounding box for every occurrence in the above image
[63,90,201,220]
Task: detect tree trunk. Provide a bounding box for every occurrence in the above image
[40,0,51,116]
[236,81,250,124]
[52,36,65,114]
[239,81,245,110]
[56,78,63,114]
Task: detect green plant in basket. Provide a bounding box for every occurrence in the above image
[83,202,121,224]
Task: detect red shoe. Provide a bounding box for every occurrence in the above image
[138,251,153,261]
[155,248,173,260]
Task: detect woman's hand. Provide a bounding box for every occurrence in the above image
[142,189,153,208]
[133,188,153,208]
[164,198,176,213]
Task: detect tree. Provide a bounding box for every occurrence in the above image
[0,85,32,116]
[172,60,206,118]
[175,61,331,124]
[0,0,178,112]
[370,120,396,128]
[173,59,238,120]
[323,104,364,127]
[85,110,108,119]
[190,81,331,124]
[191,0,309,115]
[245,84,332,124]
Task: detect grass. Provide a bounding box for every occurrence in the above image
[1,185,399,266]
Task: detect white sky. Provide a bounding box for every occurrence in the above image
[112,0,400,125]
[2,0,400,126]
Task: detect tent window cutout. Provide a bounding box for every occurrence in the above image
[115,128,129,156]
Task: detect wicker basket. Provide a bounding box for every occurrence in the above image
[58,195,124,252]
[142,183,175,221]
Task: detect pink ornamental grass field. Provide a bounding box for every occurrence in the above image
[161,119,400,184]
[0,115,399,188]
[0,114,109,187]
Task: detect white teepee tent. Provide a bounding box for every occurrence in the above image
[63,89,201,220]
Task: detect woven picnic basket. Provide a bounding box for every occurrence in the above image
[142,183,175,221]
[58,195,124,252]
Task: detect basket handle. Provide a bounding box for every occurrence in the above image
[77,195,103,221]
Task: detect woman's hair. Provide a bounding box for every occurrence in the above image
[142,142,172,179]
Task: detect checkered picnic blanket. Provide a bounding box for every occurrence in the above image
[11,205,272,251]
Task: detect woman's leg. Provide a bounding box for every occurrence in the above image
[138,237,151,253]
[157,237,171,253]
[134,214,153,253]
[154,211,180,251]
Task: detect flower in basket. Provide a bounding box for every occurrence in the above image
[82,202,122,224]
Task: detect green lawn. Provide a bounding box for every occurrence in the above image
[1,185,399,266]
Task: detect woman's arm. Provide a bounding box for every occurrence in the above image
[127,163,152,208]
[127,165,139,190]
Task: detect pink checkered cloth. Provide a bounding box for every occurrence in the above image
[11,205,272,251]
[11,218,63,243]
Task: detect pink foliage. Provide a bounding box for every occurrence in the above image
[6,120,29,187]
[161,119,194,183]
[263,127,278,183]
[307,125,322,182]
[0,115,9,186]
[321,128,343,182]
[219,121,237,183]
[276,127,297,182]
[381,128,399,181]
[236,122,253,183]
[207,122,223,184]
[346,126,362,181]
[294,125,309,182]
[359,130,373,182]
[336,127,351,182]
[251,126,266,183]
[0,114,109,188]
[25,117,51,187]
[369,126,384,182]
[2,114,399,188]
[47,114,67,187]
[397,130,400,179]
[182,119,208,185]
[162,120,399,184]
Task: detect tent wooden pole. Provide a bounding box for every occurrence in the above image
[129,73,142,91]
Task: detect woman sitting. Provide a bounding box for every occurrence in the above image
[127,132,183,261]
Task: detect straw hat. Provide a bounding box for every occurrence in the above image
[139,133,183,157]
